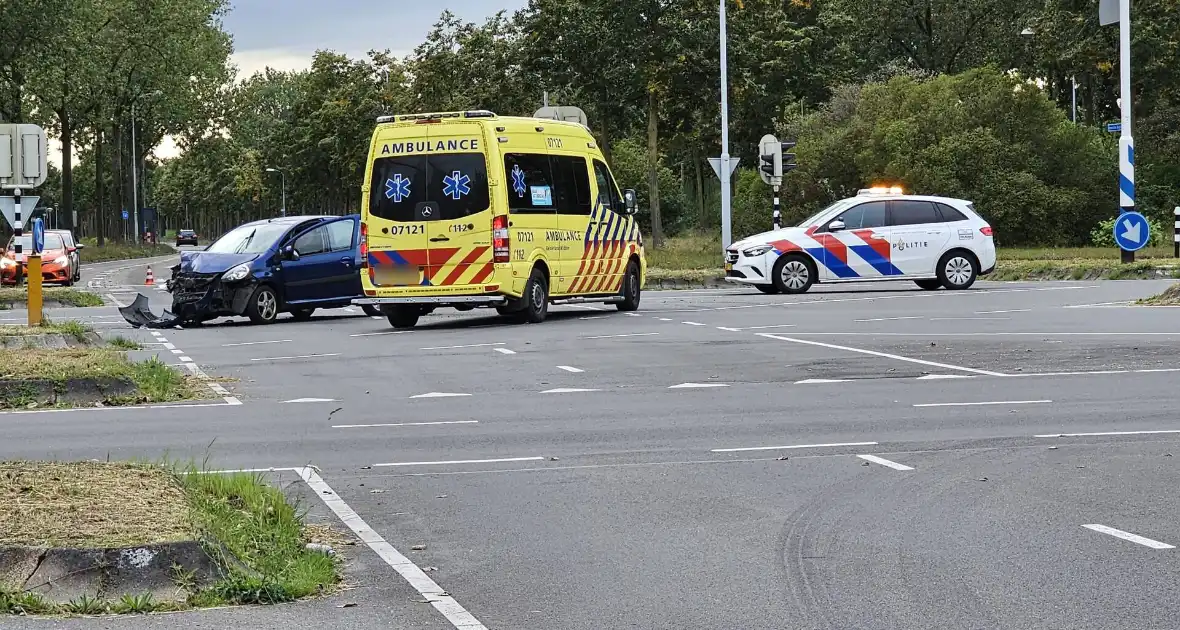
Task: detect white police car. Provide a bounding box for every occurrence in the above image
[725,188,995,294]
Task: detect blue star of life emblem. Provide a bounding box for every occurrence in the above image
[384,174,411,203]
[443,170,471,201]
[511,165,527,197]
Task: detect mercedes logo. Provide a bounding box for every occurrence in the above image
[421,207,433,217]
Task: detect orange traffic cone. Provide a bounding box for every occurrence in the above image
[145,266,155,286]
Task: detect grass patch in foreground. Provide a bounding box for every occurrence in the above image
[0,320,92,342]
[78,241,175,264]
[0,347,204,407]
[183,469,339,605]
[1,463,340,615]
[0,287,103,308]
[105,335,141,350]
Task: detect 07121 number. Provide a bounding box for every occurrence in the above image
[387,224,424,235]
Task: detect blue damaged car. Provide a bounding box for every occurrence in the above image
[162,215,379,325]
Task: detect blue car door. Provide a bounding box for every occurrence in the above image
[282,223,336,303]
[322,217,360,300]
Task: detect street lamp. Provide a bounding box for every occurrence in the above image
[718,0,733,252]
[131,89,163,241]
[265,168,286,217]
[1020,28,1077,123]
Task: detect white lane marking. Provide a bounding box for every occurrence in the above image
[105,294,126,308]
[351,331,413,337]
[370,315,384,320]
[795,378,850,384]
[682,321,707,326]
[162,343,176,350]
[410,392,472,399]
[190,467,297,475]
[583,332,660,340]
[668,382,729,389]
[712,441,878,453]
[297,467,488,630]
[916,374,974,380]
[929,317,1010,321]
[420,342,505,350]
[494,347,517,355]
[739,324,797,330]
[657,318,673,321]
[540,388,602,393]
[1064,301,1135,308]
[374,457,545,467]
[567,304,607,311]
[976,309,1031,314]
[857,454,914,471]
[855,316,923,322]
[716,327,742,332]
[780,332,1180,337]
[179,356,193,363]
[181,362,242,406]
[0,400,238,415]
[578,316,609,320]
[1082,524,1175,550]
[758,333,1007,377]
[150,331,164,337]
[913,400,1051,408]
[250,353,341,361]
[1036,429,1180,438]
[282,398,338,403]
[222,339,292,347]
[556,365,585,373]
[334,420,480,429]
[624,313,643,317]
[171,349,184,354]
[662,284,1100,313]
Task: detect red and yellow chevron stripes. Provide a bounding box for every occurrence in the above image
[568,212,640,295]
[369,246,494,287]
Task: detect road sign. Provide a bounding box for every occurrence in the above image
[708,157,740,179]
[0,195,39,229]
[1099,0,1118,26]
[1106,122,1122,133]
[31,217,44,254]
[1113,211,1150,252]
[122,209,129,220]
[0,124,48,189]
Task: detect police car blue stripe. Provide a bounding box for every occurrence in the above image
[849,245,904,276]
[805,247,859,278]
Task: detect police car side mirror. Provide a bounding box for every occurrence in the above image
[828,220,846,232]
[623,189,639,215]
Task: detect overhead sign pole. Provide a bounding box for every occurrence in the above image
[718,0,733,254]
[1101,0,1137,263]
[0,124,48,324]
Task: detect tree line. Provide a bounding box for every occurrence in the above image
[3,0,1177,248]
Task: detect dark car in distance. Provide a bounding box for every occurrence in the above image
[176,229,199,246]
[167,215,376,325]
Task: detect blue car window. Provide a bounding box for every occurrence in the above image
[327,219,355,252]
[293,226,329,256]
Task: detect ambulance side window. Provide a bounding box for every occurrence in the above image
[504,154,555,214]
[550,155,593,216]
[592,160,623,214]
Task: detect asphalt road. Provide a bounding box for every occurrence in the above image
[5,266,1180,630]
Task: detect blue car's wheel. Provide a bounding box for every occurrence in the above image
[246,285,280,324]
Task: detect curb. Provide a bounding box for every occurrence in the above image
[0,331,103,349]
[0,541,222,604]
[0,377,137,407]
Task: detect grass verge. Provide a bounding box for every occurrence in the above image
[78,241,175,264]
[1,462,340,615]
[0,347,204,407]
[0,287,104,308]
[1138,283,1180,305]
[105,335,141,350]
[0,320,92,342]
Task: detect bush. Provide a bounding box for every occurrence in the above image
[1090,214,1167,247]
[609,138,690,236]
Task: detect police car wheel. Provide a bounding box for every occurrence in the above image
[246,285,280,324]
[617,261,641,311]
[938,251,978,290]
[772,255,815,294]
[517,267,550,324]
[914,279,942,291]
[755,284,779,295]
[386,305,420,329]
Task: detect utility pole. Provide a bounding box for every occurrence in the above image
[266,168,287,217]
[718,0,732,252]
[1117,0,1135,264]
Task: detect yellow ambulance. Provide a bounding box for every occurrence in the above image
[354,108,646,328]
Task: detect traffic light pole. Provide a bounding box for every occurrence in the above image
[772,186,782,230]
[1118,0,1135,264]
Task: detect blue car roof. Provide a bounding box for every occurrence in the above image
[239,214,359,228]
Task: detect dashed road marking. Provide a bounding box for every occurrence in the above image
[857,454,914,471]
[179,356,193,363]
[420,342,505,350]
[913,399,1051,408]
[541,388,602,394]
[1036,429,1180,438]
[668,382,729,389]
[795,378,850,384]
[916,374,974,380]
[351,331,412,337]
[334,420,479,429]
[624,313,643,317]
[855,316,923,322]
[494,347,517,355]
[374,456,545,467]
[410,392,472,399]
[975,309,1031,314]
[250,353,341,361]
[1082,524,1175,550]
[556,365,584,373]
[716,327,741,332]
[584,332,659,340]
[682,321,706,326]
[282,398,338,403]
[578,316,609,320]
[222,340,292,347]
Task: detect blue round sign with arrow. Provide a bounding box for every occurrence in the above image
[1113,211,1150,252]
[31,217,45,254]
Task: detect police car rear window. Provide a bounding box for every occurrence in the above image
[369,154,490,222]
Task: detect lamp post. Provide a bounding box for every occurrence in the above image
[718,0,733,252]
[265,168,286,217]
[1020,28,1077,123]
[130,90,163,241]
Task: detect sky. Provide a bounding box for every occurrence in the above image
[223,0,528,78]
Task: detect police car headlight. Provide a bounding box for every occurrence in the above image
[223,263,251,283]
[742,245,774,257]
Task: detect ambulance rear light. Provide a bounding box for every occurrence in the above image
[980,226,993,237]
[492,215,510,263]
[359,223,369,264]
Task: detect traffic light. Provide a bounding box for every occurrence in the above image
[760,152,778,179]
[781,141,797,174]
[758,134,783,185]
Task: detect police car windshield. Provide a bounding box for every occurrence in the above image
[797,199,855,228]
[369,154,490,222]
[206,223,289,255]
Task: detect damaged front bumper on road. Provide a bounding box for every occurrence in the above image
[119,272,257,328]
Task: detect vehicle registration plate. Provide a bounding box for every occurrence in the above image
[724,262,733,272]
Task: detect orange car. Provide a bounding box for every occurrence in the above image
[1,233,77,286]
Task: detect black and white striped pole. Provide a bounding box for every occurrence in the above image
[773,186,782,230]
[1174,206,1179,259]
[12,188,22,285]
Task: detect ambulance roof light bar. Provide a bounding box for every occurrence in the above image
[376,110,498,124]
